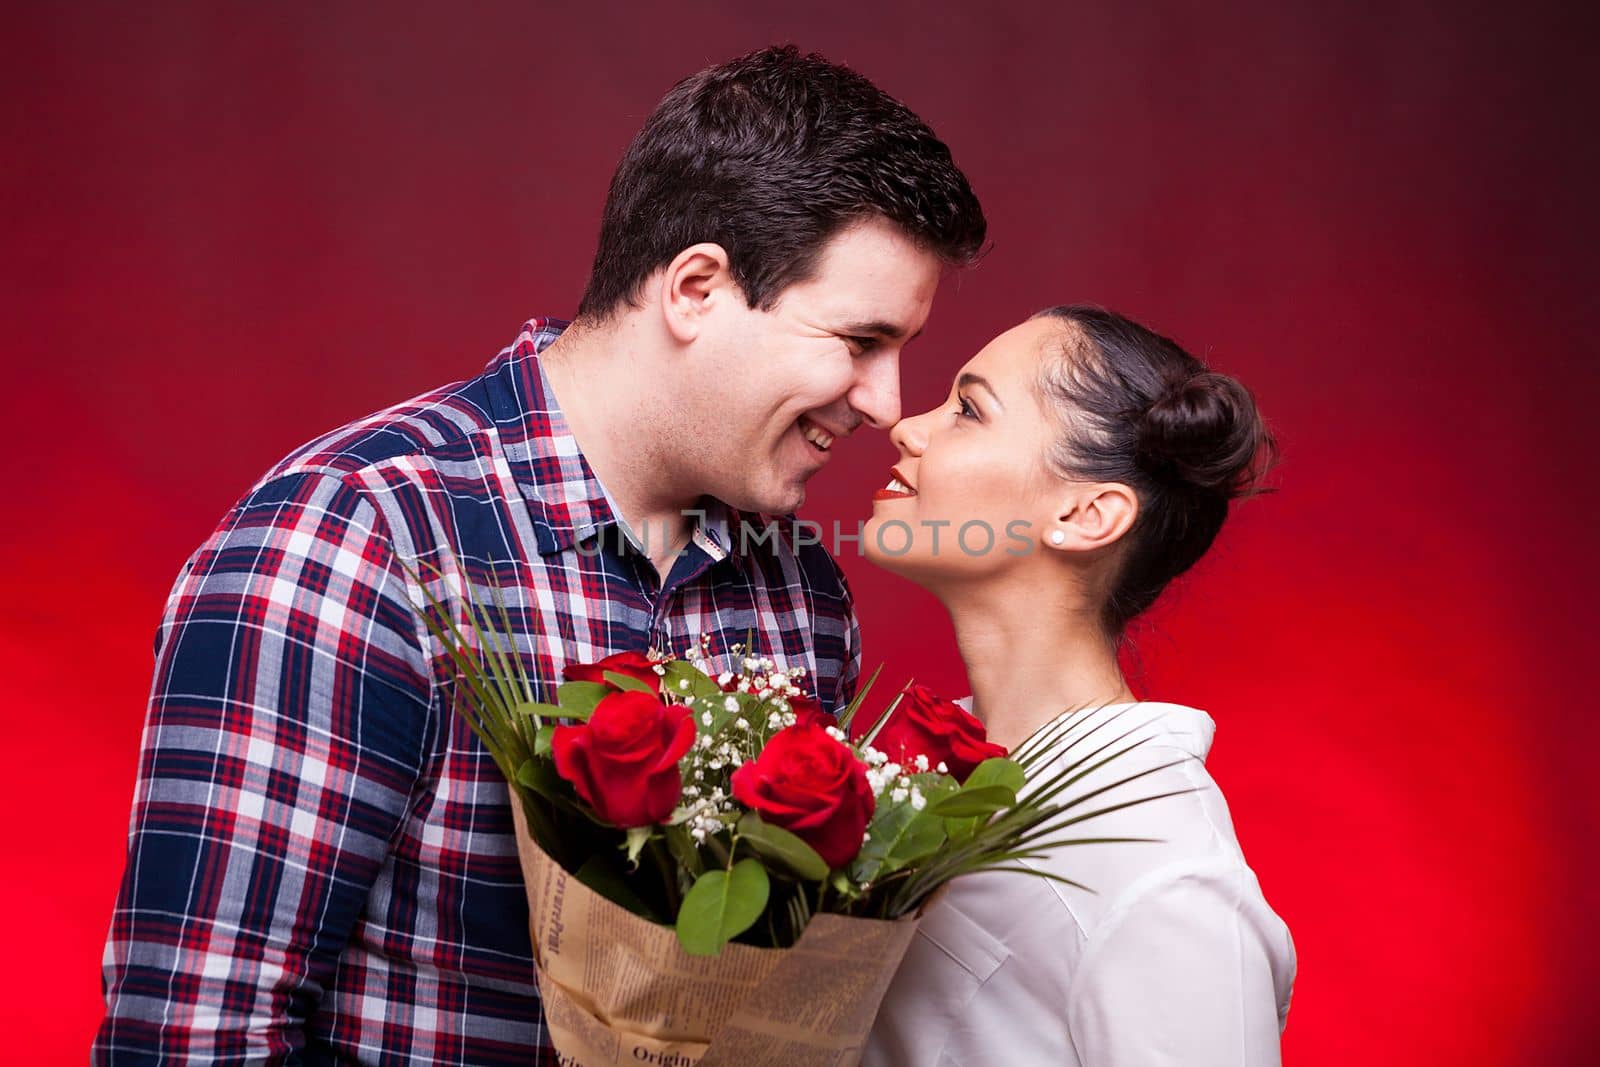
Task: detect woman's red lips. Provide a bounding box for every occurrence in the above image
[875,466,917,501]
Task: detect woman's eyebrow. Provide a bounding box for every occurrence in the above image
[957,372,1003,411]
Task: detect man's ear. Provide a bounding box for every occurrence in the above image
[1044,483,1139,553]
[656,242,736,345]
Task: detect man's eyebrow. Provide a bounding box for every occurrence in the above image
[957,372,1003,410]
[840,320,924,342]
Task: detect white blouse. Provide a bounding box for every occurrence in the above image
[864,701,1295,1066]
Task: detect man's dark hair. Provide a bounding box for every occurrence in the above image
[577,45,986,320]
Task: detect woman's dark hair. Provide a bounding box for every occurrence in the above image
[577,45,987,320]
[1032,305,1278,637]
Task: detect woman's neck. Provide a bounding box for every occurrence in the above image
[939,576,1136,751]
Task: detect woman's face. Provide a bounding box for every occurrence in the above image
[864,317,1069,582]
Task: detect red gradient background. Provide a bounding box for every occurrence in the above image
[7,3,1596,1063]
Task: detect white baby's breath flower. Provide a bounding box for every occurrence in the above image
[914,754,930,773]
[717,671,734,687]
[734,717,749,731]
[678,679,690,691]
[723,696,739,713]
[824,726,847,742]
[701,712,714,727]
[936,761,949,774]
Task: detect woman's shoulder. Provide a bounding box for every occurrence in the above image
[1008,701,1269,924]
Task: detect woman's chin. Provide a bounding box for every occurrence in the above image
[863,514,937,584]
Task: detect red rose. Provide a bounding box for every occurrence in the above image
[563,650,662,694]
[551,689,694,828]
[788,693,832,728]
[731,722,874,869]
[851,683,1006,782]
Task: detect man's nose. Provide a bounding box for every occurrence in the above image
[848,350,903,430]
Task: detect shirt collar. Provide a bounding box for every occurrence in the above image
[487,318,742,560]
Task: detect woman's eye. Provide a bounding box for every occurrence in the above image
[957,393,978,419]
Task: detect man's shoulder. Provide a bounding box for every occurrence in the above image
[260,373,494,489]
[255,318,564,494]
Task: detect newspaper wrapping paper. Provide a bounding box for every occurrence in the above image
[510,798,923,1066]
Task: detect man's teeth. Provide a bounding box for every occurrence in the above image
[801,423,834,450]
[884,477,915,494]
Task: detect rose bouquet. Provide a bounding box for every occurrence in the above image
[418,581,1176,1064]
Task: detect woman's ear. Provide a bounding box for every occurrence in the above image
[656,242,735,345]
[1045,483,1138,552]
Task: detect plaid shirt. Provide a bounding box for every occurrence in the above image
[95,318,861,1065]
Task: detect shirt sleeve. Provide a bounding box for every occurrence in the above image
[94,471,435,1065]
[1066,858,1295,1067]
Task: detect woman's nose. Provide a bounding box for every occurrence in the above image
[889,412,929,457]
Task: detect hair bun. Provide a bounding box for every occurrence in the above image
[1136,372,1271,498]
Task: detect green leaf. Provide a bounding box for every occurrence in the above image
[925,784,1017,818]
[943,814,982,842]
[834,663,884,732]
[661,660,724,702]
[533,725,556,758]
[886,810,947,867]
[556,681,612,718]
[603,670,656,695]
[664,824,706,878]
[851,802,948,884]
[736,813,829,881]
[857,683,912,749]
[676,859,770,956]
[515,758,563,801]
[964,757,1026,794]
[515,701,566,725]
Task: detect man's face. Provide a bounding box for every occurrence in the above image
[685,217,943,516]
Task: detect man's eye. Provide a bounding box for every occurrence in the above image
[845,335,878,354]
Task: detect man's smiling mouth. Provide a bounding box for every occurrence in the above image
[798,415,836,451]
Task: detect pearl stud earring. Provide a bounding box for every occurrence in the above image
[1049,530,1066,545]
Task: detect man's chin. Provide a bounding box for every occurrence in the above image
[763,487,806,516]
[729,480,805,518]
